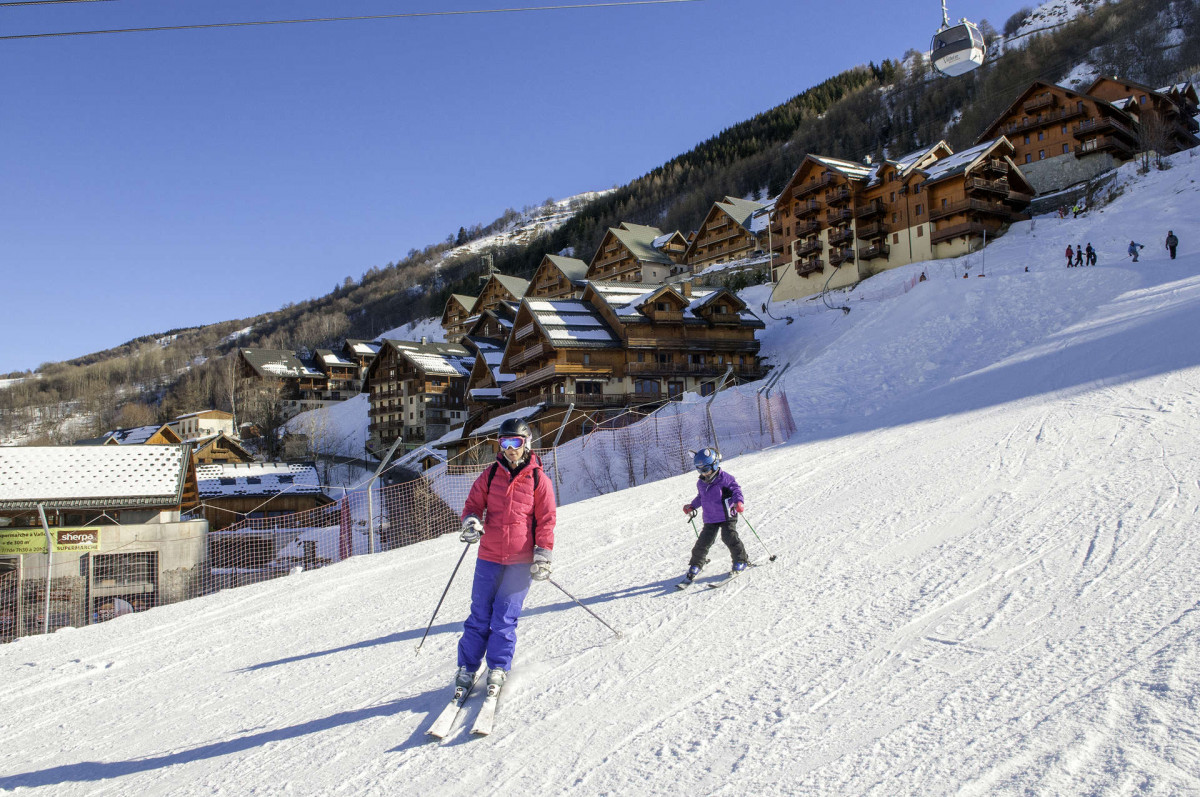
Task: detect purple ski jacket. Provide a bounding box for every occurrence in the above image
[688,469,744,524]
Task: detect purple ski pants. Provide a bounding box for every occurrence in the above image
[457,558,532,673]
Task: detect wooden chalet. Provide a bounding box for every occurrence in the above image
[1084,76,1200,155]
[237,349,331,419]
[191,433,255,466]
[584,281,766,400]
[771,141,1032,302]
[196,462,331,533]
[313,349,359,401]
[683,197,769,273]
[341,340,380,381]
[363,339,473,452]
[587,223,686,283]
[528,254,590,299]
[460,305,519,427]
[974,80,1144,192]
[475,273,530,316]
[440,294,478,342]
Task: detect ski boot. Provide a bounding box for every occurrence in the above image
[454,665,475,697]
[485,667,506,698]
[732,561,748,573]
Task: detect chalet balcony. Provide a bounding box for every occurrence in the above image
[650,310,685,323]
[795,173,836,197]
[856,220,888,240]
[930,220,1001,245]
[828,248,855,267]
[825,185,852,206]
[855,199,884,219]
[771,253,789,271]
[706,312,745,325]
[858,242,890,261]
[964,177,1010,196]
[794,239,822,257]
[795,218,820,237]
[828,227,855,247]
[981,158,1010,174]
[626,361,763,379]
[1005,189,1034,205]
[998,105,1085,137]
[796,258,823,277]
[794,198,822,218]
[1075,136,1135,160]
[1073,116,1136,142]
[1023,93,1057,113]
[929,198,1010,221]
[514,322,536,341]
[826,207,853,224]
[502,362,614,396]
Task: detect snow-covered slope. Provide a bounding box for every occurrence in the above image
[3,154,1200,795]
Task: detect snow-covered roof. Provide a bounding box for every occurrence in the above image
[345,340,381,357]
[812,155,874,182]
[101,425,165,445]
[609,223,675,265]
[543,254,590,283]
[922,139,1000,185]
[380,340,473,378]
[524,299,622,347]
[196,462,323,498]
[241,350,324,379]
[0,445,192,509]
[714,196,768,232]
[316,350,354,367]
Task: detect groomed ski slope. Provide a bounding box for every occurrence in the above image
[4,154,1200,795]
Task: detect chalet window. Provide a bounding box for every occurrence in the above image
[667,381,684,398]
[656,302,670,312]
[1061,125,1068,134]
[941,198,948,207]
[1025,154,1032,163]
[578,382,601,395]
[657,353,671,365]
[893,233,899,244]
[635,379,659,396]
[689,354,706,365]
[915,204,923,216]
[636,351,645,363]
[1037,131,1044,140]
[1024,135,1030,144]
[700,383,715,397]
[583,354,591,365]
[890,191,896,202]
[914,184,921,193]
[892,212,899,223]
[1063,144,1070,154]
[1039,150,1046,160]
[917,226,924,238]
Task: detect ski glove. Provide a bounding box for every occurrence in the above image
[682,504,694,515]
[530,546,552,581]
[460,516,483,544]
[733,502,744,515]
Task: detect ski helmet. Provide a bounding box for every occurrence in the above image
[498,417,533,444]
[693,448,720,478]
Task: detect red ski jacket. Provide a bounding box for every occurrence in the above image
[462,453,556,565]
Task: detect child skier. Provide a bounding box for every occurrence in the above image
[680,448,749,582]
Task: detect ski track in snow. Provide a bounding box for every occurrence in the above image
[7,149,1200,797]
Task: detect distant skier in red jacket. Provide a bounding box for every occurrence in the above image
[1065,245,1075,268]
[454,417,556,696]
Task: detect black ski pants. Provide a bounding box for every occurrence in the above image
[690,520,749,568]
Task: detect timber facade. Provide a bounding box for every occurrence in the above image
[363,339,472,452]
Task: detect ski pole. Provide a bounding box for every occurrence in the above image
[547,577,621,639]
[739,514,777,562]
[415,542,472,653]
[687,509,700,539]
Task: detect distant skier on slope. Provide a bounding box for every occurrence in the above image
[1086,243,1096,266]
[454,417,556,697]
[1129,240,1145,262]
[1075,244,1084,267]
[680,448,749,583]
[1065,245,1075,268]
[1166,230,1179,260]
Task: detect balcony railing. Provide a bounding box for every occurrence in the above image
[794,218,820,237]
[928,198,1011,221]
[981,158,1010,174]
[856,220,888,240]
[1075,135,1134,160]
[1023,93,1057,113]
[855,199,884,219]
[826,185,852,205]
[794,199,822,218]
[826,207,853,224]
[795,173,836,197]
[930,221,1000,245]
[965,177,1010,195]
[858,242,890,261]
[1074,116,1136,142]
[502,362,614,395]
[796,259,823,277]
[828,248,855,267]
[795,239,822,257]
[828,227,855,247]
[998,105,1085,137]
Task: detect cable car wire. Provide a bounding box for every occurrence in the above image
[0,0,704,40]
[0,0,117,6]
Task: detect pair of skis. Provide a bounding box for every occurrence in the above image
[425,673,501,739]
[675,561,758,591]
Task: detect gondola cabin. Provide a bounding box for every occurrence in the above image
[930,20,986,77]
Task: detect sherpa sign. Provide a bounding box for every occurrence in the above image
[0,527,101,555]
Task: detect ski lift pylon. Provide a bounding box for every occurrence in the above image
[930,0,986,77]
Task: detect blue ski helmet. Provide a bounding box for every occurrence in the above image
[694,448,720,479]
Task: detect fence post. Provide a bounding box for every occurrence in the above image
[36,503,52,635]
[550,403,574,505]
[367,438,404,556]
[705,366,733,451]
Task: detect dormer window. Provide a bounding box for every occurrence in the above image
[656,301,670,311]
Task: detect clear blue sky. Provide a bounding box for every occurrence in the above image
[0,0,1034,374]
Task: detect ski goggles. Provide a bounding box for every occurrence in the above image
[696,463,715,475]
[498,436,526,450]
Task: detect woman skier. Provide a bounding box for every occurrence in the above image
[680,448,749,584]
[454,417,556,696]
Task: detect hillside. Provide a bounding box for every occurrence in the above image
[2,148,1199,794]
